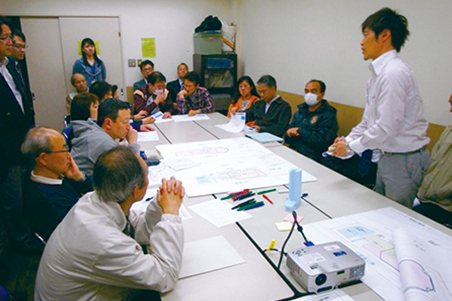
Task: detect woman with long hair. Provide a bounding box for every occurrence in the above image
[227,76,260,118]
[72,38,106,87]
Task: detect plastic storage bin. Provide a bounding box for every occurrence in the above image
[193,31,222,55]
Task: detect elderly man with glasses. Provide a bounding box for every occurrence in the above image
[21,127,92,242]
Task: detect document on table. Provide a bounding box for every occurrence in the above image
[151,111,173,123]
[393,228,452,301]
[179,235,245,279]
[157,138,317,197]
[301,207,452,301]
[215,112,246,133]
[291,289,354,301]
[137,131,159,142]
[188,200,252,228]
[147,163,176,187]
[172,114,210,122]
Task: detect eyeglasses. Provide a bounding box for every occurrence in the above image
[46,144,70,154]
[0,35,13,43]
[13,43,27,49]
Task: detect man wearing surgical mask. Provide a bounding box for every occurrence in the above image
[133,71,177,119]
[285,79,338,162]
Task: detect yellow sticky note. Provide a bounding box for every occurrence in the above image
[142,38,156,58]
[275,222,294,232]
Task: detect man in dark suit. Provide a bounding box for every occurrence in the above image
[167,63,188,103]
[0,17,42,253]
[133,60,154,91]
[8,29,32,105]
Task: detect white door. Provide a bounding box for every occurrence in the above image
[20,16,124,131]
[21,18,67,131]
[59,17,124,96]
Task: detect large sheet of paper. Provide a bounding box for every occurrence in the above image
[171,114,210,122]
[301,207,452,301]
[156,138,317,197]
[393,228,452,301]
[188,199,252,228]
[179,235,246,278]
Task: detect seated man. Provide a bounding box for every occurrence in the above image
[246,75,291,137]
[285,80,338,162]
[167,63,188,102]
[176,71,214,116]
[66,73,88,114]
[133,60,154,91]
[71,98,139,177]
[133,71,177,119]
[413,94,452,228]
[35,146,184,300]
[89,80,112,102]
[21,127,91,241]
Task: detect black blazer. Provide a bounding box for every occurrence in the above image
[167,79,183,104]
[0,59,35,180]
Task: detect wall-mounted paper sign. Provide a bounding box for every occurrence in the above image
[142,38,156,57]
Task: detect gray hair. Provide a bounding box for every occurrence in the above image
[257,75,277,89]
[21,127,56,159]
[93,146,146,204]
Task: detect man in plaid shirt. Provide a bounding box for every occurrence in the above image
[176,71,214,116]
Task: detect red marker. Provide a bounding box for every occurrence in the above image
[262,194,273,205]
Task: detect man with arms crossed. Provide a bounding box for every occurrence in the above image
[331,8,430,207]
[35,146,184,300]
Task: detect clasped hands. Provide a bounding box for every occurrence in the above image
[328,137,351,158]
[157,177,185,216]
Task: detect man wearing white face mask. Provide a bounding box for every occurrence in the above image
[285,79,338,162]
[133,71,177,119]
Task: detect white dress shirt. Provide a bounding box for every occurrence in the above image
[35,191,184,301]
[0,57,24,112]
[347,50,430,159]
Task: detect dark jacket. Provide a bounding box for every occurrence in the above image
[167,79,183,104]
[246,96,292,137]
[0,59,35,180]
[285,99,338,162]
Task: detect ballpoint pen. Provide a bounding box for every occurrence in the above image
[262,194,273,205]
[231,199,256,210]
[239,202,265,211]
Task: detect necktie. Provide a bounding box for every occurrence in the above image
[123,216,135,239]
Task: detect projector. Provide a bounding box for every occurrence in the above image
[286,241,365,293]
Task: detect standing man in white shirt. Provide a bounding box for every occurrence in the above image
[331,8,430,208]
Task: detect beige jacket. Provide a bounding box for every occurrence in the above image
[418,126,452,211]
[35,191,184,300]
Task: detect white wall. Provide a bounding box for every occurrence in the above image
[3,0,452,125]
[1,0,234,86]
[238,0,452,126]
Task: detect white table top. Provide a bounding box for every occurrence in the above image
[142,112,452,301]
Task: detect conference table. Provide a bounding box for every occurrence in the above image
[138,113,452,301]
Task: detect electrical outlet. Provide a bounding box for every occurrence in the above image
[128,59,136,67]
[137,59,142,66]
